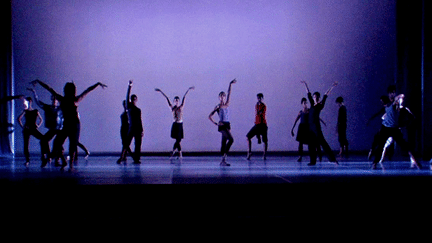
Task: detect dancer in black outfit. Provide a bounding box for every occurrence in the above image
[291,97,325,162]
[17,97,45,166]
[28,88,62,166]
[118,80,143,164]
[155,86,194,159]
[335,96,348,158]
[117,100,132,164]
[301,80,338,166]
[31,79,107,171]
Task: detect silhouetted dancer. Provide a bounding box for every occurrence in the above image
[31,79,107,171]
[335,96,348,158]
[118,80,143,164]
[291,97,325,162]
[117,100,133,164]
[17,97,45,166]
[28,88,62,167]
[301,80,338,166]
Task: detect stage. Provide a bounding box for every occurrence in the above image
[1,154,431,185]
[1,153,431,226]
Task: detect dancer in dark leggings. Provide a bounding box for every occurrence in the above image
[118,80,143,164]
[155,86,194,159]
[28,88,62,167]
[117,100,132,164]
[291,97,325,162]
[31,79,107,171]
[17,97,45,166]
[209,79,236,166]
[335,96,348,158]
[301,80,338,166]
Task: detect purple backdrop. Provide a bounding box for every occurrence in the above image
[12,0,396,154]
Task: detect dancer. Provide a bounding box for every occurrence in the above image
[118,80,143,164]
[28,88,62,166]
[17,97,45,166]
[366,85,397,160]
[291,98,325,162]
[246,93,268,160]
[209,79,236,166]
[117,100,132,164]
[372,94,421,169]
[300,80,338,166]
[335,96,348,158]
[155,86,195,159]
[30,79,107,171]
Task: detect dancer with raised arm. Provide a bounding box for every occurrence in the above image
[117,100,132,164]
[28,88,62,167]
[118,80,143,164]
[155,86,195,159]
[246,93,268,160]
[291,98,326,162]
[300,80,338,166]
[371,94,421,169]
[209,79,236,166]
[17,97,45,166]
[30,79,107,171]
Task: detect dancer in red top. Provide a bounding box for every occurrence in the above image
[246,93,268,160]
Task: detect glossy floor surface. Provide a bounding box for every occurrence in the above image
[2,154,431,226]
[1,154,431,185]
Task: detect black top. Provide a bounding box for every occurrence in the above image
[307,92,327,134]
[23,109,38,129]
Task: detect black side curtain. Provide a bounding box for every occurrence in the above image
[0,1,13,155]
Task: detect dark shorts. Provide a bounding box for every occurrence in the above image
[246,123,268,143]
[171,122,184,139]
[218,122,231,132]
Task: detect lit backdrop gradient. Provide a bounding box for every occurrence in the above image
[12,0,396,153]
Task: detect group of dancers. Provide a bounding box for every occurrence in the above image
[4,78,427,170]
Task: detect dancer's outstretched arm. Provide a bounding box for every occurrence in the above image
[126,80,133,109]
[27,88,45,109]
[225,79,236,106]
[0,95,24,104]
[324,81,338,96]
[180,86,195,107]
[30,79,62,100]
[77,82,107,103]
[155,88,173,108]
[300,80,311,93]
[301,81,315,106]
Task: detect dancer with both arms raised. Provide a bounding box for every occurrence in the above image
[155,86,195,159]
[300,80,339,166]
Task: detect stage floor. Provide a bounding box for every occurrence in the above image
[1,154,431,185]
